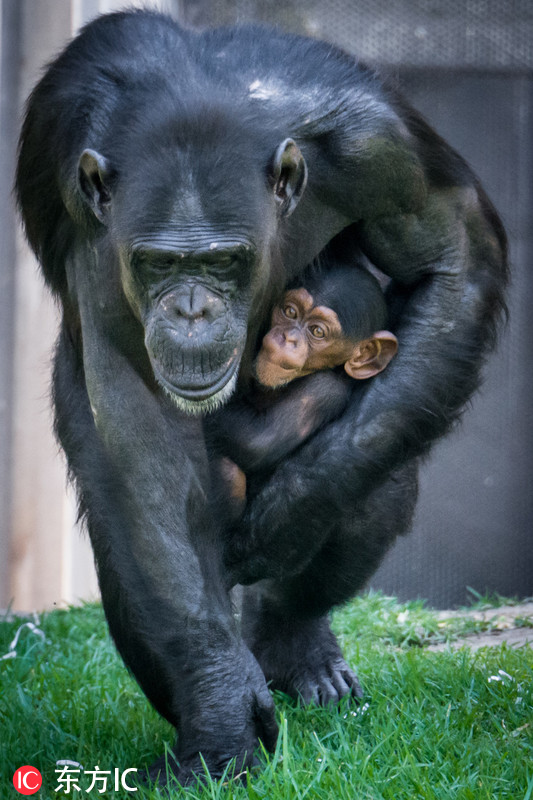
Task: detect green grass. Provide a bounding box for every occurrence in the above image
[1,594,532,798]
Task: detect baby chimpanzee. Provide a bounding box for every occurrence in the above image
[209,263,398,518]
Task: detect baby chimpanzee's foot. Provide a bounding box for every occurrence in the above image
[243,609,363,706]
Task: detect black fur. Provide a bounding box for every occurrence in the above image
[15,9,507,785]
[301,263,388,340]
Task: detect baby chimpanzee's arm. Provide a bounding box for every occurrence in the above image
[210,371,352,474]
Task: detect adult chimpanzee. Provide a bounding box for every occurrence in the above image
[16,8,507,785]
[210,262,398,521]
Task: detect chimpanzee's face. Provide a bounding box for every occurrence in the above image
[77,125,307,413]
[122,237,261,414]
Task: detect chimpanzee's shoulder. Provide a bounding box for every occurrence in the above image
[191,23,400,143]
[197,23,379,97]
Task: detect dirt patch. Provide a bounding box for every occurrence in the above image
[426,603,533,652]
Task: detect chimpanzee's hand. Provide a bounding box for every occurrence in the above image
[148,642,278,786]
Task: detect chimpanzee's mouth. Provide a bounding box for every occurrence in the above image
[152,352,241,412]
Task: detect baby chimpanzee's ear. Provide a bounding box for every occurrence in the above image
[344,331,398,380]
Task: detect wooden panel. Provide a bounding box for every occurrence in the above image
[8,0,79,611]
[0,1,21,608]
[4,0,174,612]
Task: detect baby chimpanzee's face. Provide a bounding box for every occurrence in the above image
[255,288,358,387]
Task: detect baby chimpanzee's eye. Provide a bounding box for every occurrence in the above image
[309,325,326,339]
[283,304,298,319]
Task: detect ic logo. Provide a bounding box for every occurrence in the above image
[13,766,42,795]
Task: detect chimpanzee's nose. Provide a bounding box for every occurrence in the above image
[166,284,224,323]
[284,327,301,347]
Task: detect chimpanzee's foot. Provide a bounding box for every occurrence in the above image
[242,608,363,706]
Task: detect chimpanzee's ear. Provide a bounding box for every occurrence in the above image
[78,149,113,223]
[270,138,308,217]
[344,331,398,380]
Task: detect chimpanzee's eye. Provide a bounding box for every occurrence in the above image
[283,304,298,319]
[150,257,175,274]
[132,254,174,277]
[310,324,326,339]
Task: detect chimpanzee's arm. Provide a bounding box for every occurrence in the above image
[226,129,508,586]
[210,371,351,473]
[62,245,277,778]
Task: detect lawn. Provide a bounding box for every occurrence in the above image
[0,593,532,799]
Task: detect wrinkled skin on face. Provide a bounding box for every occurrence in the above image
[76,134,308,414]
[123,242,256,414]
